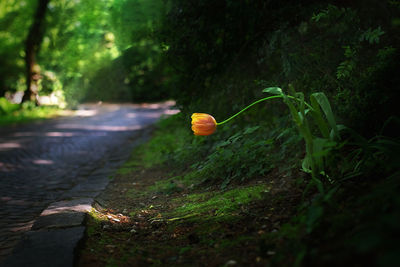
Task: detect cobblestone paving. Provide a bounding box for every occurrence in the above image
[0,103,175,261]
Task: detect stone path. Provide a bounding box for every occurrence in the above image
[0,102,176,266]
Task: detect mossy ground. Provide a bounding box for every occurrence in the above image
[77,155,304,266]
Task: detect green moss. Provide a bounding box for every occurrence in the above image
[169,184,270,220]
[86,210,108,237]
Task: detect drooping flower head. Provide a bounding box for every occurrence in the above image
[191,113,217,136]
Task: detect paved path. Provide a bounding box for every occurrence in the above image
[0,102,176,266]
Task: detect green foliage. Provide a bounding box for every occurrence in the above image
[123,113,193,169]
[0,97,19,115]
[0,0,35,94]
[0,0,169,105]
[192,126,275,188]
[262,87,342,190]
[0,102,62,125]
[359,26,385,44]
[84,0,169,103]
[273,171,400,267]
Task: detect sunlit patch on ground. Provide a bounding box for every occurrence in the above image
[32,159,54,165]
[74,109,98,117]
[0,142,21,150]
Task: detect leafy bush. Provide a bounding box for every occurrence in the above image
[192,126,275,188]
[0,97,19,115]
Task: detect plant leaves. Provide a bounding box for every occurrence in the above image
[310,95,330,138]
[310,92,339,139]
[262,87,283,95]
[243,126,260,135]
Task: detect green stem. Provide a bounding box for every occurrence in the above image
[216,95,313,125]
[216,95,282,125]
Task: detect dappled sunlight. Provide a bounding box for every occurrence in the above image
[91,208,131,224]
[56,124,144,132]
[163,109,180,115]
[41,199,93,216]
[45,131,78,137]
[32,159,54,165]
[10,221,34,233]
[74,109,98,117]
[137,100,176,109]
[0,142,21,151]
[125,113,137,118]
[13,132,79,137]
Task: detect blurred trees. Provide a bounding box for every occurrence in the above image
[85,0,169,102]
[0,0,168,106]
[22,0,50,104]
[0,0,34,97]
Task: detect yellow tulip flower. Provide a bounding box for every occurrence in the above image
[191,113,217,136]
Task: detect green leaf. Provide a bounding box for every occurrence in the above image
[306,205,324,233]
[310,92,339,139]
[310,95,330,138]
[243,126,260,135]
[262,87,283,95]
[301,156,312,173]
[312,137,336,170]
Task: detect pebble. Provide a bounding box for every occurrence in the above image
[225,260,237,266]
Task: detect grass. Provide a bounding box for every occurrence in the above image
[170,184,270,219]
[0,98,68,126]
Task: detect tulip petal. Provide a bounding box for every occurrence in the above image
[191,113,217,136]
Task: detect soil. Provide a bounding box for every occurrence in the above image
[76,165,306,267]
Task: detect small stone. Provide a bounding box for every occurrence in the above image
[267,251,276,256]
[225,260,237,266]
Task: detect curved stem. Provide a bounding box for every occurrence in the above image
[216,95,283,125]
[216,94,314,125]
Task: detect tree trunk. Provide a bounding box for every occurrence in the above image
[22,0,50,104]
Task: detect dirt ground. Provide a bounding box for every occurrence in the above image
[76,164,306,267]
